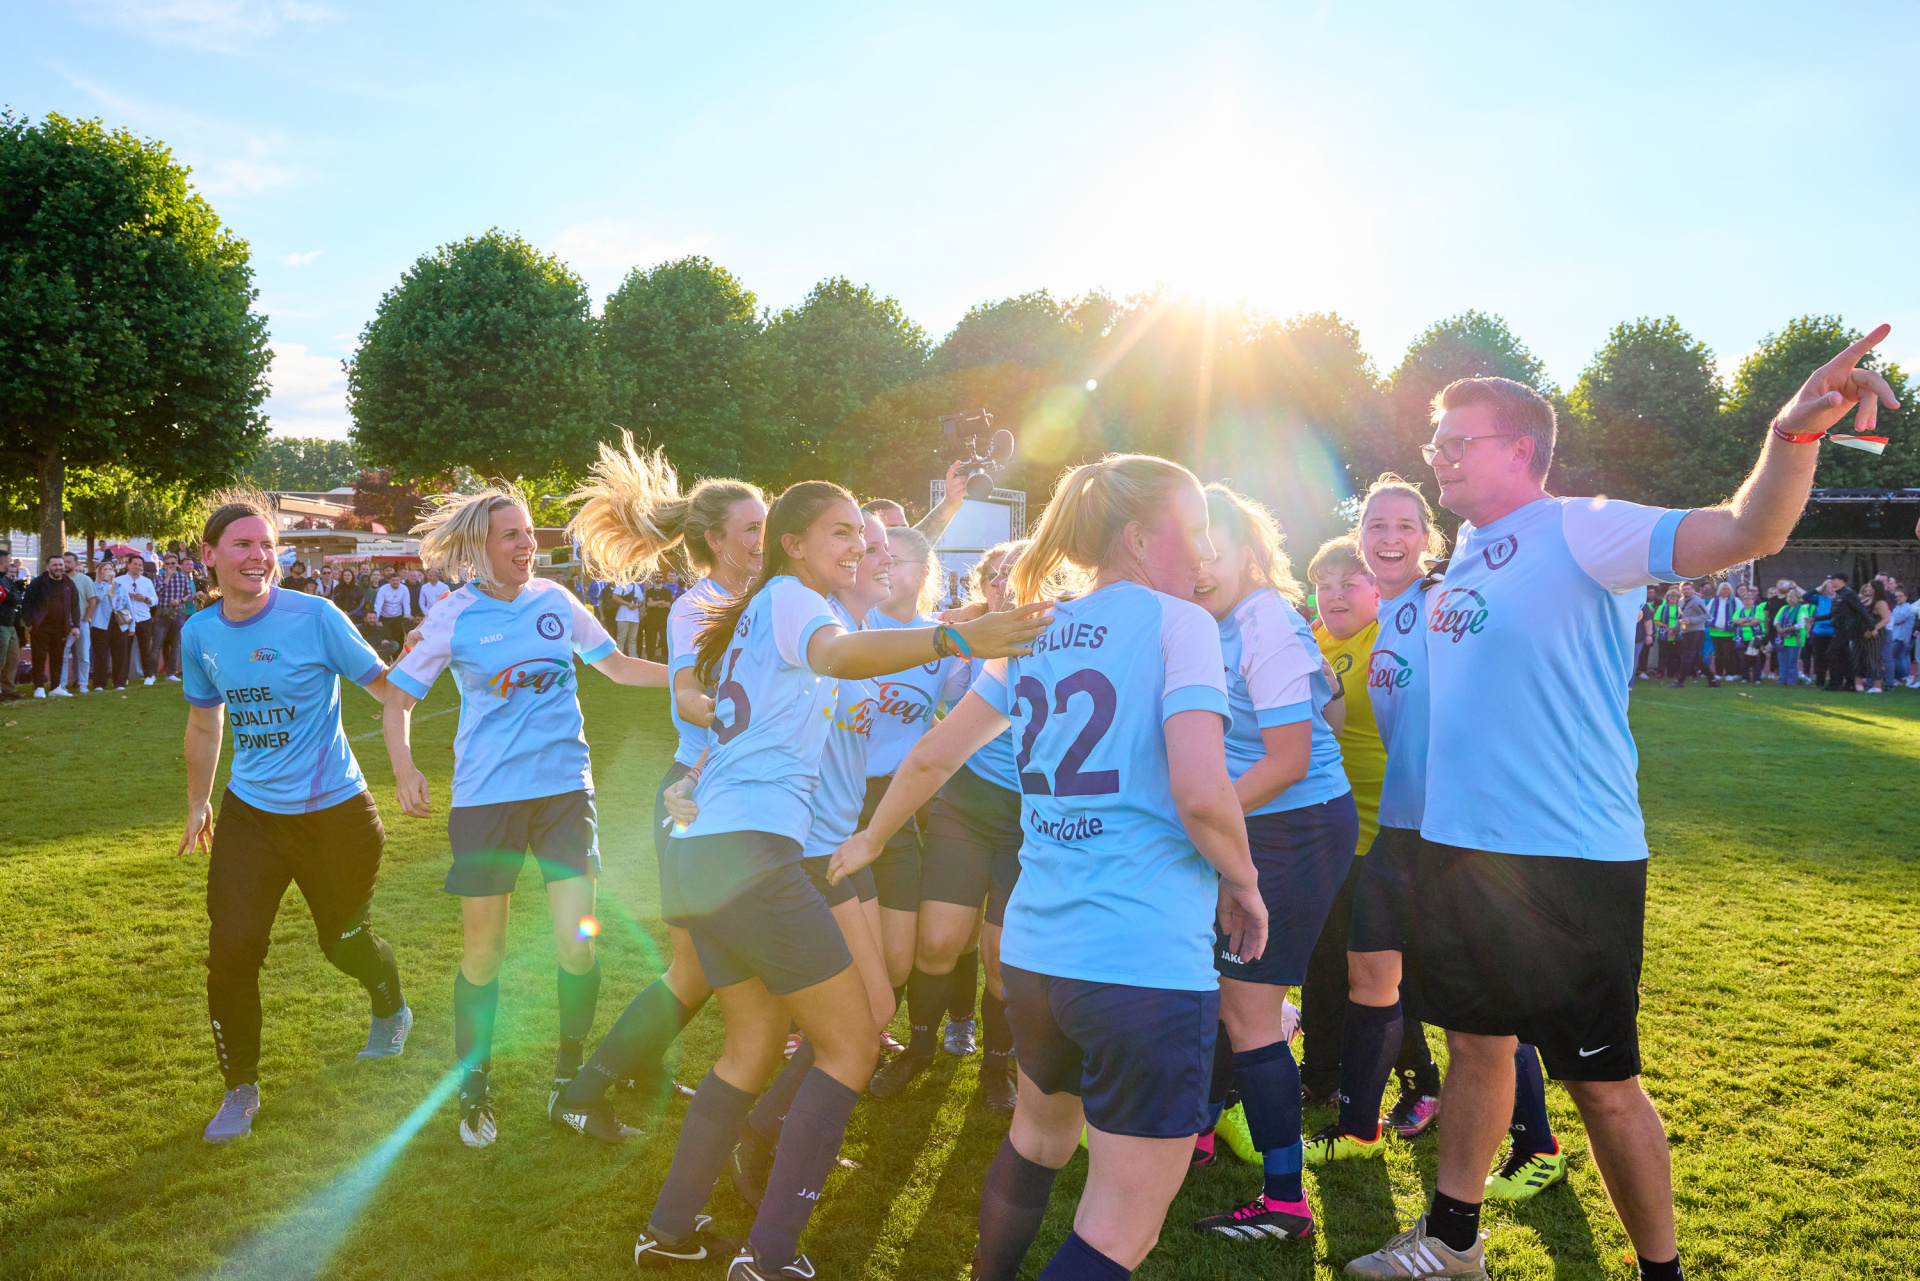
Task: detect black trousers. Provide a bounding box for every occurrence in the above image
[109,619,133,686]
[1811,634,1832,685]
[1710,634,1738,678]
[1825,635,1857,690]
[1673,631,1705,683]
[30,626,68,688]
[1300,856,1364,1096]
[132,618,157,678]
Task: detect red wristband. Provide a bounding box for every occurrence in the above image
[1771,420,1825,445]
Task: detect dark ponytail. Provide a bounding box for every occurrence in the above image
[693,480,855,685]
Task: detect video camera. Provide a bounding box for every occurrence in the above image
[938,409,1016,501]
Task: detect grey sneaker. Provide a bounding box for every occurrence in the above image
[942,1016,978,1057]
[357,1004,413,1059]
[1344,1218,1487,1278]
[203,1083,260,1143]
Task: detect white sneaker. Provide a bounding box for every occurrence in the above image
[143,676,155,686]
[32,688,46,699]
[1344,1217,1488,1278]
[168,675,182,682]
[50,687,72,698]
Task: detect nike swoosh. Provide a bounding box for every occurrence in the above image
[1578,1045,1609,1057]
[650,1245,708,1260]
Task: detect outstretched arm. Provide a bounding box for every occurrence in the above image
[1673,325,1899,579]
[590,650,670,687]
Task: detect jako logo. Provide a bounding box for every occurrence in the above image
[1395,601,1418,634]
[1369,649,1413,693]
[1482,534,1519,570]
[249,648,278,662]
[487,657,574,698]
[536,612,565,641]
[1428,588,1491,643]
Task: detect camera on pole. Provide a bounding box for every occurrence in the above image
[939,409,1016,501]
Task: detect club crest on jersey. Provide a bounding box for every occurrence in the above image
[536,611,565,641]
[1330,653,1355,679]
[1369,649,1413,693]
[249,647,277,662]
[487,657,574,699]
[1394,601,1418,634]
[1482,534,1519,570]
[1428,587,1490,643]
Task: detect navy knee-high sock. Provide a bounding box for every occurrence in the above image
[1337,998,1402,1140]
[905,967,955,1054]
[749,1069,860,1269]
[1509,1043,1556,1159]
[1038,1230,1131,1281]
[949,949,980,1021]
[974,1137,1061,1281]
[649,1070,755,1240]
[565,977,701,1106]
[1394,1014,1440,1092]
[556,959,601,1077]
[749,1039,816,1143]
[453,973,498,1076]
[981,991,1014,1058]
[1233,1038,1304,1205]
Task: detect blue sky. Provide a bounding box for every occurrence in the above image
[9,0,1918,439]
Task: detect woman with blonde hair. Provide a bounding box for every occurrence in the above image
[377,477,673,1148]
[832,455,1266,1281]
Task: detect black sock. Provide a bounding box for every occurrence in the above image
[749,1069,859,1270]
[1337,998,1401,1139]
[905,966,954,1055]
[1427,1190,1481,1253]
[649,1070,754,1241]
[1509,1044,1556,1159]
[565,977,698,1106]
[1637,1255,1684,1281]
[974,1137,1060,1281]
[948,950,980,1021]
[749,1039,816,1143]
[1037,1230,1130,1281]
[1207,1022,1235,1112]
[327,921,404,1019]
[453,973,499,1072]
[1395,1015,1439,1092]
[1233,1039,1303,1203]
[555,959,601,1077]
[981,991,1014,1057]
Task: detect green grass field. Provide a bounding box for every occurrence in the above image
[3,674,1918,1280]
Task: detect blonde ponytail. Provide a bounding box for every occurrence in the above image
[1201,484,1304,607]
[567,431,688,584]
[1011,454,1197,604]
[413,482,531,589]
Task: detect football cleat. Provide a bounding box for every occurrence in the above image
[866,1045,933,1100]
[635,1215,740,1268]
[203,1083,260,1143]
[1342,1217,1487,1278]
[1216,1101,1259,1163]
[942,1016,978,1057]
[1303,1123,1385,1166]
[1386,1087,1440,1140]
[549,1092,639,1145]
[458,1073,496,1149]
[1194,1194,1314,1243]
[357,1004,413,1060]
[730,1130,775,1208]
[727,1248,816,1280]
[978,1056,1017,1116]
[1484,1145,1567,1201]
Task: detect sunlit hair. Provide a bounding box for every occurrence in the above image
[412,482,531,590]
[883,526,946,616]
[1012,454,1199,604]
[1307,534,1370,585]
[569,430,721,584]
[1356,473,1448,575]
[197,486,280,598]
[861,497,906,521]
[970,538,1031,604]
[1201,483,1305,607]
[1432,377,1557,482]
[694,481,856,685]
[1787,588,1804,604]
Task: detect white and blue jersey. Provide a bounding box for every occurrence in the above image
[971,580,1229,991]
[957,660,1020,792]
[801,597,877,860]
[181,587,385,815]
[862,607,972,779]
[389,578,617,808]
[1423,496,1688,861]
[1220,588,1348,815]
[667,577,729,768]
[676,575,840,848]
[1369,580,1433,831]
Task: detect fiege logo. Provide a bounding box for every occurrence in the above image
[486,657,574,699]
[249,648,278,662]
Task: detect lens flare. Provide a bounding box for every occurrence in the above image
[576,915,601,941]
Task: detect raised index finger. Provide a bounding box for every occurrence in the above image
[1828,323,1892,373]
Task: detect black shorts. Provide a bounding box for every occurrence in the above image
[801,855,877,908]
[1348,825,1423,954]
[1002,964,1218,1138]
[859,777,924,911]
[1214,793,1357,986]
[446,790,598,896]
[919,765,1023,921]
[1406,843,1646,1082]
[652,761,693,868]
[678,854,853,995]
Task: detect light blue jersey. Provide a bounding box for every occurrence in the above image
[181,587,385,815]
[973,580,1229,991]
[389,578,617,808]
[1423,496,1687,861]
[1369,580,1434,830]
[667,577,729,768]
[801,598,878,860]
[862,607,972,778]
[676,575,840,846]
[1220,588,1348,815]
[957,660,1019,792]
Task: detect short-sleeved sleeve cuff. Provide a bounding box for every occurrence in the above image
[669,653,698,676]
[1163,683,1229,722]
[1647,508,1689,583]
[184,692,224,709]
[1256,700,1311,728]
[387,666,432,699]
[355,661,386,688]
[796,615,837,674]
[579,638,616,664]
[970,659,1011,714]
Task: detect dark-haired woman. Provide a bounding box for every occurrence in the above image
[579,465,1047,1281]
[178,495,410,1144]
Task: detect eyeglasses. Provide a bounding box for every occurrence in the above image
[1420,434,1517,465]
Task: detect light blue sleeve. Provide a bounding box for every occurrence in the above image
[1257,700,1311,727]
[969,659,1012,715]
[321,599,386,686]
[181,623,221,708]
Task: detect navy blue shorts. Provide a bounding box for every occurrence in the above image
[672,848,852,996]
[801,855,877,907]
[859,777,926,912]
[1214,792,1357,986]
[1001,964,1219,1138]
[920,765,1023,921]
[1349,825,1422,954]
[446,790,598,897]
[652,761,692,868]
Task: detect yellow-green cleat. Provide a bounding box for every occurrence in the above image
[1216,1101,1259,1164]
[1303,1122,1386,1166]
[1484,1145,1567,1201]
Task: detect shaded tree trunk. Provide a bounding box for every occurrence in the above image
[35,447,64,567]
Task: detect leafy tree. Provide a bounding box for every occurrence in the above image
[240,436,360,491]
[1565,318,1723,507]
[935,289,1110,374]
[0,110,271,557]
[347,229,602,482]
[65,464,202,546]
[599,255,774,485]
[1380,311,1549,485]
[767,277,929,483]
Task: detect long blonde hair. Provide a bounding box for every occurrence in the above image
[1355,474,1447,574]
[1011,454,1198,604]
[971,538,1031,604]
[567,430,761,584]
[1201,484,1305,607]
[413,482,532,589]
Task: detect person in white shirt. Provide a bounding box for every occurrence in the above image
[418,567,450,615]
[63,554,96,693]
[613,583,641,657]
[372,570,412,648]
[117,556,160,686]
